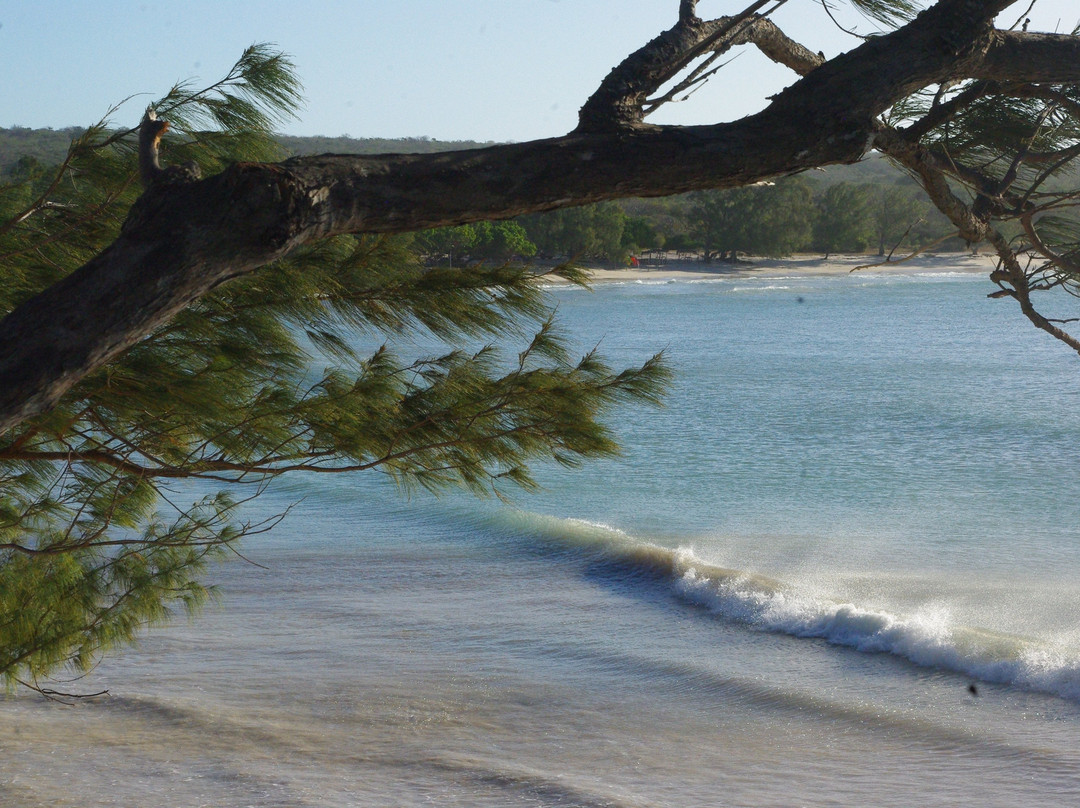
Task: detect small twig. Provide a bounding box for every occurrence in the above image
[818,0,865,38]
[1007,0,1038,31]
[15,677,109,705]
[993,101,1058,198]
[644,53,738,113]
[1020,211,1080,278]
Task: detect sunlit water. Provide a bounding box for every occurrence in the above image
[5,261,1080,806]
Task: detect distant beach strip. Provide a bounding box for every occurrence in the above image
[542,252,997,284]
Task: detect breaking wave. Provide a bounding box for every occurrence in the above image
[499,510,1080,701]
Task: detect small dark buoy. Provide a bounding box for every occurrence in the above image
[968,683,979,696]
[796,296,805,304]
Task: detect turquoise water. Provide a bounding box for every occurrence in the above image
[4,264,1080,806]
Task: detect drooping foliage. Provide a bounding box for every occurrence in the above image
[0,48,670,693]
[874,22,1080,343]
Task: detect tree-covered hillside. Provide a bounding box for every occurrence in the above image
[0,127,494,174]
[0,127,86,172]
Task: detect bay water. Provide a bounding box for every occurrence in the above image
[4,260,1080,806]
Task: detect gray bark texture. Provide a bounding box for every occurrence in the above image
[2,0,1079,433]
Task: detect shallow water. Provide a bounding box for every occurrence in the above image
[4,265,1080,806]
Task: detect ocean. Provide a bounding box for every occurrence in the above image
[4,261,1080,806]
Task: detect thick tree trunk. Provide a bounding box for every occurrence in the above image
[2,0,1079,434]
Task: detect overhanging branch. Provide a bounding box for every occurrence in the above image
[3,0,1080,434]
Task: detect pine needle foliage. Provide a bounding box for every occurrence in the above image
[879,44,1080,347]
[0,47,670,692]
[847,0,918,27]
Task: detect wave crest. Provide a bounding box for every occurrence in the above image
[502,510,1080,701]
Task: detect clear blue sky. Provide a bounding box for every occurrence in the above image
[1,1,1075,142]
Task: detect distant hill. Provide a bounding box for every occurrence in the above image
[275,134,496,158]
[0,127,497,174]
[0,126,87,171]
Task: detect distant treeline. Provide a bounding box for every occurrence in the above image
[276,134,496,157]
[415,176,965,265]
[0,126,86,170]
[1,126,963,261]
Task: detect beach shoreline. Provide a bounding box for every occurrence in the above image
[541,252,997,284]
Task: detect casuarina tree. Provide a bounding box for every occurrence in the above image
[3,0,1080,690]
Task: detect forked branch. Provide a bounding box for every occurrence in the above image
[577,3,821,131]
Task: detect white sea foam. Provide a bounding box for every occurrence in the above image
[726,284,795,293]
[507,510,1080,701]
[670,562,1080,698]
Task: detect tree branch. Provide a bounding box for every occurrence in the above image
[2,0,1080,434]
[642,14,823,116]
[577,2,818,131]
[974,30,1080,84]
[901,80,996,140]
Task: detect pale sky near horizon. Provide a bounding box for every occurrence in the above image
[1,0,1077,142]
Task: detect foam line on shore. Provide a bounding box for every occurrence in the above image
[499,510,1080,701]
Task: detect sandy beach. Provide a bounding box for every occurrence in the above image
[546,252,998,284]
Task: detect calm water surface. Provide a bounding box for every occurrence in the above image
[4,262,1080,807]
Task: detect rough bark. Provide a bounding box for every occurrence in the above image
[2,0,1080,434]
